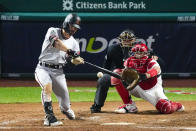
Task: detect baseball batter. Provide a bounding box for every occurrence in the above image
[35,13,84,126]
[113,43,185,114]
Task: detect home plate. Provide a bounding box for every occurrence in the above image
[101,122,135,125]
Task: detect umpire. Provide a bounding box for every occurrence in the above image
[90,29,137,113]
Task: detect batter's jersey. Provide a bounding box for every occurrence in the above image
[124,56,161,90]
[38,27,80,65]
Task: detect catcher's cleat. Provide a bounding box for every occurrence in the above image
[90,104,101,113]
[115,102,138,114]
[176,103,185,112]
[44,115,63,126]
[62,109,75,120]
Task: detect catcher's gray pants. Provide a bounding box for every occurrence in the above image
[94,74,111,107]
[35,64,71,111]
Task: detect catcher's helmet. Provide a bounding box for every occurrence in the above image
[131,43,149,58]
[63,13,81,34]
[118,29,136,47]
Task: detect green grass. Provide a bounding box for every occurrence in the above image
[0,87,195,103]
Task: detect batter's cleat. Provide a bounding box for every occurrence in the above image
[62,109,75,120]
[176,103,185,112]
[115,102,138,114]
[90,104,101,113]
[44,115,63,126]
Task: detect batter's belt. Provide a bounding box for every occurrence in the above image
[39,62,63,69]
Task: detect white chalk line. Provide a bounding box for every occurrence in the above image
[0,116,196,131]
[101,122,135,125]
[82,116,102,121]
[0,118,42,126]
[72,89,196,94]
[136,125,196,130]
[101,122,196,130]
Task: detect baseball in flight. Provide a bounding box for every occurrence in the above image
[97,72,103,78]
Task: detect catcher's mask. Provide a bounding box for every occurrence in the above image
[118,29,137,47]
[131,43,149,59]
[63,13,81,35]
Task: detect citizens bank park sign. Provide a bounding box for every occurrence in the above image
[63,0,147,11]
[1,0,196,12]
[62,0,147,11]
[61,0,196,12]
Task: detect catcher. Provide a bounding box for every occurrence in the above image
[112,43,184,114]
[90,30,164,113]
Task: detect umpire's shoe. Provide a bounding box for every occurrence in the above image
[62,109,75,120]
[44,114,63,126]
[90,104,101,113]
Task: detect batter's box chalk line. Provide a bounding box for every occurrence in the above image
[137,125,196,131]
[165,90,196,95]
[0,118,42,126]
[101,122,136,125]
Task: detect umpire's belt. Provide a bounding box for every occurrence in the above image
[39,62,63,69]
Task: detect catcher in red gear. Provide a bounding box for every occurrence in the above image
[113,43,185,114]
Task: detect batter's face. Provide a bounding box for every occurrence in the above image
[69,24,79,35]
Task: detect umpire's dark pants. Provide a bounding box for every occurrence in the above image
[94,74,111,107]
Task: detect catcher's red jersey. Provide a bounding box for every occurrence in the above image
[124,56,159,90]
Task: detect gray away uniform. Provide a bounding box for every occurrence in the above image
[35,27,79,112]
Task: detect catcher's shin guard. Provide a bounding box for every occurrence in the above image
[111,69,130,104]
[156,99,184,114]
[111,69,131,104]
[115,82,131,104]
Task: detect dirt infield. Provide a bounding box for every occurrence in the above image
[0,79,196,130]
[0,101,195,131]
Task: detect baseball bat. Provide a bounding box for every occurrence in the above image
[84,61,121,79]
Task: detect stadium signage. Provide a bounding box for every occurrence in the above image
[1,0,196,12]
[1,15,19,21]
[76,35,155,53]
[63,0,147,11]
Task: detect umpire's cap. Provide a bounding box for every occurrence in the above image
[63,13,81,29]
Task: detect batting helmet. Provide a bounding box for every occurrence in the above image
[118,29,137,47]
[131,43,149,59]
[131,43,148,53]
[63,13,81,33]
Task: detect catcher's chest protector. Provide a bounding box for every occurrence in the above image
[125,57,159,90]
[125,56,152,74]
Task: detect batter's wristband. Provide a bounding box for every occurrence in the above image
[147,68,158,78]
[67,49,79,58]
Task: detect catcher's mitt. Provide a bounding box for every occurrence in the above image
[121,68,140,91]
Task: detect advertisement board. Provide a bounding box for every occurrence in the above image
[1,21,196,76]
[1,0,196,12]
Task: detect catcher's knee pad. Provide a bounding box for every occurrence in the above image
[156,99,175,114]
[111,68,123,85]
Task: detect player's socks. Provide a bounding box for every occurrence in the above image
[115,82,131,104]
